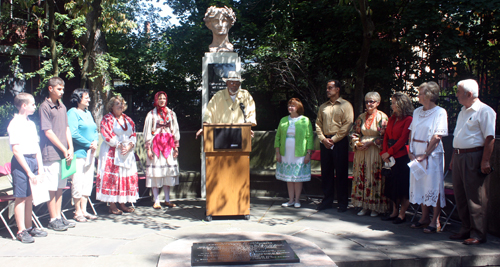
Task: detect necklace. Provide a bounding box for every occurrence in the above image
[115,115,128,131]
[365,110,377,129]
[157,107,170,124]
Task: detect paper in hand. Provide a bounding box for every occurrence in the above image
[85,149,95,167]
[30,174,50,206]
[408,159,426,180]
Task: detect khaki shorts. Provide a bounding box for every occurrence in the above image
[44,160,68,191]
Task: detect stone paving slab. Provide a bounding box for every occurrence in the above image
[1,197,499,267]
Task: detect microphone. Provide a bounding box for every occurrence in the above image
[239,103,247,123]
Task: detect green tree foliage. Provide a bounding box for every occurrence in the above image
[108,0,207,130]
[114,0,499,131]
[0,0,136,134]
[2,0,499,135]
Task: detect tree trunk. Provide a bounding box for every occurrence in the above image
[353,0,374,117]
[80,0,102,88]
[88,25,111,128]
[47,0,58,76]
[79,0,110,127]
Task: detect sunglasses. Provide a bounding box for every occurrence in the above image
[365,100,377,104]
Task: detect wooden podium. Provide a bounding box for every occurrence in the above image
[203,123,252,221]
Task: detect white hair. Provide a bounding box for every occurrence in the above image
[458,79,479,98]
[365,91,381,102]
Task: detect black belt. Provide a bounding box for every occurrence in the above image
[24,154,37,158]
[454,147,483,154]
[388,139,406,151]
[325,135,334,138]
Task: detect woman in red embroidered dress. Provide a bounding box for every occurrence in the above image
[350,92,389,217]
[96,95,139,214]
[143,91,180,209]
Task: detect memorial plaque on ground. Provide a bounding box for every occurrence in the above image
[191,240,300,266]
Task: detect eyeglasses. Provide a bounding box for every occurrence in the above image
[365,100,377,104]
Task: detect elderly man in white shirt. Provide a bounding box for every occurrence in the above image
[450,79,496,245]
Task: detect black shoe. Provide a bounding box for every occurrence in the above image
[381,215,398,221]
[316,202,333,211]
[47,219,69,231]
[17,230,34,243]
[393,217,406,224]
[337,206,348,213]
[27,227,48,237]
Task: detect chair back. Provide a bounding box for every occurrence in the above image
[309,150,354,163]
[310,150,321,161]
[0,162,11,176]
[0,163,12,184]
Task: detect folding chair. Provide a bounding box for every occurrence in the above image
[60,160,99,219]
[60,184,74,220]
[135,153,150,200]
[440,169,459,231]
[440,187,458,231]
[410,170,458,231]
[0,163,43,239]
[0,162,12,184]
[0,195,18,239]
[304,150,323,201]
[303,150,355,201]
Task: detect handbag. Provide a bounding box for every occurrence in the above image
[381,157,395,177]
[381,167,392,178]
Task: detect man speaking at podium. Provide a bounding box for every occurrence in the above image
[196,71,257,138]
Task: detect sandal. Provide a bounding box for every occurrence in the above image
[423,225,441,234]
[164,202,176,208]
[153,202,162,209]
[411,221,429,229]
[109,208,123,215]
[84,213,98,220]
[73,215,87,222]
[120,206,135,213]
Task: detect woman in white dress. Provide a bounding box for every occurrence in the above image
[408,82,448,233]
[274,98,314,208]
[143,91,180,209]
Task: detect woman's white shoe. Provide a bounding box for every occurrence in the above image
[357,208,368,216]
[370,211,379,217]
[282,202,295,207]
[294,202,301,208]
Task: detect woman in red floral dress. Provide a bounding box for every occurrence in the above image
[96,95,139,214]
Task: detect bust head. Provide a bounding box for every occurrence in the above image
[204,6,236,52]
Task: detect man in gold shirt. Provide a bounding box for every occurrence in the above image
[315,80,354,212]
[196,71,257,138]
